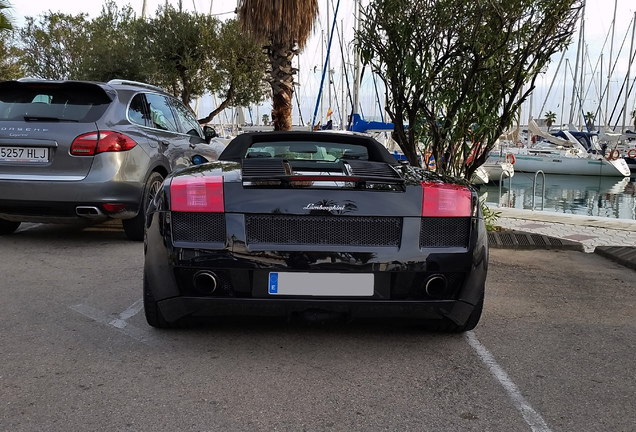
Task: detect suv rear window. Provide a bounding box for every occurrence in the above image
[0,81,112,123]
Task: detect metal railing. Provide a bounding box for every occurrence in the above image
[532,170,546,211]
[497,169,546,211]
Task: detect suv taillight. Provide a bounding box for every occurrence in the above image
[170,176,224,213]
[421,181,472,217]
[70,131,137,156]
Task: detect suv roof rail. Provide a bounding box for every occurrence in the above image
[107,79,167,94]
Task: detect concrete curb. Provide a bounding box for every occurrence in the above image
[594,246,636,270]
[488,230,584,252]
[488,230,636,271]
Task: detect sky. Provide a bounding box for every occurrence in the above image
[7,0,636,130]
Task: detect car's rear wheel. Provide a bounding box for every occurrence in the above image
[0,218,21,235]
[144,273,190,329]
[425,291,484,333]
[453,292,484,332]
[123,172,164,241]
[143,273,171,328]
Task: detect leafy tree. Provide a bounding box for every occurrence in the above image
[145,4,219,107]
[0,33,23,80]
[357,0,583,180]
[262,114,270,125]
[79,1,153,82]
[19,12,89,79]
[0,0,12,31]
[238,0,319,130]
[197,19,269,124]
[545,111,557,130]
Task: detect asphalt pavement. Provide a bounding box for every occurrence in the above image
[2,221,636,431]
[489,207,636,270]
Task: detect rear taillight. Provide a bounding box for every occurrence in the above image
[421,181,472,217]
[170,176,224,212]
[70,131,137,156]
[102,203,127,213]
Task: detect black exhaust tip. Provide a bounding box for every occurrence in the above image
[424,274,448,298]
[192,271,218,295]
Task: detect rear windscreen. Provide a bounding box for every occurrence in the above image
[245,141,369,162]
[0,81,113,123]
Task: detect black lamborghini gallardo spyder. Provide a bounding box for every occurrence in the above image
[143,131,488,331]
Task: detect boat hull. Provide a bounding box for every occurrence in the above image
[507,153,630,177]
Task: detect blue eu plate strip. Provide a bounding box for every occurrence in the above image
[268,273,279,294]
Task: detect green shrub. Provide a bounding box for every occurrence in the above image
[481,200,501,231]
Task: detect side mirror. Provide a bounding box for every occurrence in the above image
[203,125,217,143]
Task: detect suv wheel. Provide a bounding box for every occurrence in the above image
[123,172,164,241]
[0,218,21,235]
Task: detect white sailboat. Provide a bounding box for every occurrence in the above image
[493,120,631,177]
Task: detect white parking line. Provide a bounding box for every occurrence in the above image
[109,298,144,328]
[71,300,158,346]
[466,331,552,432]
[16,223,42,233]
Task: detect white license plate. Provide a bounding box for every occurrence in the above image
[268,272,374,296]
[0,146,49,163]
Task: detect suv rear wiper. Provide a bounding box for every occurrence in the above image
[24,116,79,122]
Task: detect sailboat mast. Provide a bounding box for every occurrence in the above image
[352,0,362,118]
[569,3,585,125]
[561,59,568,128]
[606,0,618,125]
[327,0,332,121]
[622,13,636,133]
[310,0,341,129]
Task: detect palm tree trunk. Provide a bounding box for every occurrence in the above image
[268,42,295,131]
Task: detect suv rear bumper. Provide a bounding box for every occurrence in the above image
[0,150,151,222]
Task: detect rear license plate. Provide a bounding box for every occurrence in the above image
[0,146,49,163]
[268,272,374,296]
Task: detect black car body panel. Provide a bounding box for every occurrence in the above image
[143,131,488,328]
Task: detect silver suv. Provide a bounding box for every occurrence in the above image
[0,79,224,240]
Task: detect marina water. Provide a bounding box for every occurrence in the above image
[479,172,636,220]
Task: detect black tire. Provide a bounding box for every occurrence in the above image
[425,292,484,333]
[143,273,171,328]
[0,218,21,235]
[123,172,164,241]
[454,292,484,332]
[143,273,191,329]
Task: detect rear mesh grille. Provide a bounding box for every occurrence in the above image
[420,217,470,248]
[171,212,225,243]
[245,215,402,246]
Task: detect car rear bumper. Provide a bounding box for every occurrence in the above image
[146,246,488,325]
[0,149,150,222]
[157,296,477,325]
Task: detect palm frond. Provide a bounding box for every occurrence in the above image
[238,0,318,49]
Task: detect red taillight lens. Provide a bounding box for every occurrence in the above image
[102,203,127,213]
[170,176,224,213]
[421,181,472,217]
[70,131,137,156]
